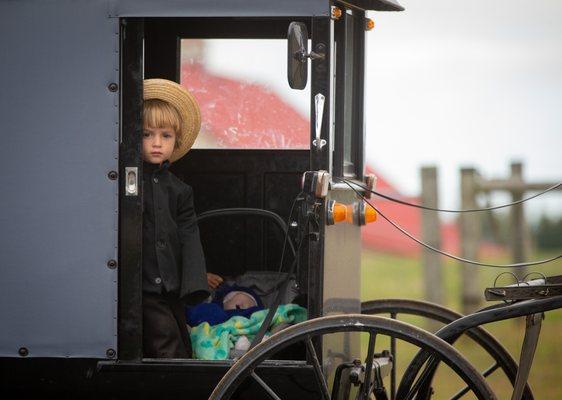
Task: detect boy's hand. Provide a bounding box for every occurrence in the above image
[207,273,223,290]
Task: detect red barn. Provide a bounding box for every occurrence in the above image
[179,51,471,257]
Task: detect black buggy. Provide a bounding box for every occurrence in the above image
[1,1,561,399]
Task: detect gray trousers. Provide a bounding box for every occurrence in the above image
[142,292,192,358]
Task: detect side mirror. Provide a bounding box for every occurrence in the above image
[287,22,309,90]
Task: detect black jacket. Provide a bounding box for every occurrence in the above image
[142,161,209,304]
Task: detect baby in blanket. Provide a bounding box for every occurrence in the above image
[186,285,264,327]
[186,284,307,360]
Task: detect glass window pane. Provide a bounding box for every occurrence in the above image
[343,13,355,167]
[180,39,310,149]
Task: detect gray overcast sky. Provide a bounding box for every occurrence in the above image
[365,0,562,220]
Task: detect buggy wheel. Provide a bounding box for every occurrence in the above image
[362,299,534,400]
[208,314,496,400]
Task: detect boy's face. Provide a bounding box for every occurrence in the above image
[142,126,176,164]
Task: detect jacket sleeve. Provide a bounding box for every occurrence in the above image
[176,184,210,304]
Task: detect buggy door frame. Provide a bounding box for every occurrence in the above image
[333,5,367,179]
[119,15,333,362]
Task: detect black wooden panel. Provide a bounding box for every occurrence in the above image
[119,18,144,361]
[264,171,304,271]
[171,150,309,277]
[145,17,312,40]
[189,172,249,277]
[307,16,330,322]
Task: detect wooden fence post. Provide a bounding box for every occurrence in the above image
[421,166,443,308]
[509,162,528,280]
[460,168,481,314]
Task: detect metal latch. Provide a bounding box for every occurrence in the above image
[125,167,138,196]
[312,93,326,150]
[301,170,330,199]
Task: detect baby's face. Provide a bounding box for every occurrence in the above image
[142,126,176,164]
[223,292,257,311]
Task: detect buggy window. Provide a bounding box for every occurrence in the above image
[180,39,311,149]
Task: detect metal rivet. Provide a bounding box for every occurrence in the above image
[18,347,28,357]
[108,171,118,180]
[106,348,116,358]
[107,259,117,269]
[107,83,119,92]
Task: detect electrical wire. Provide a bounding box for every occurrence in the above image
[276,192,305,274]
[341,180,562,269]
[336,178,562,214]
[250,199,310,350]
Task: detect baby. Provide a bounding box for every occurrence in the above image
[186,285,264,327]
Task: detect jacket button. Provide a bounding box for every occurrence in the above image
[156,240,165,248]
[155,277,162,284]
[153,177,159,183]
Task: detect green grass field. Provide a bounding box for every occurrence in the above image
[360,249,562,399]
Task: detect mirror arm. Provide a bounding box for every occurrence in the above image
[308,51,325,60]
[294,50,325,63]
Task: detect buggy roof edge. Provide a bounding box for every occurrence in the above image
[338,0,405,12]
[110,0,329,17]
[109,0,404,18]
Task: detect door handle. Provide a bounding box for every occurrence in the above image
[125,167,138,196]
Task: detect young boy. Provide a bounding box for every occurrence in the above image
[141,78,214,358]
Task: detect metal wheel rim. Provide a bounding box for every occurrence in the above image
[208,314,497,400]
[362,299,534,400]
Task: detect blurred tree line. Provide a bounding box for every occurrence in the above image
[534,215,562,250]
[474,211,561,250]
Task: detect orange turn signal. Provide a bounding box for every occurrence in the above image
[327,200,350,225]
[328,201,378,225]
[332,202,348,223]
[364,204,377,224]
[331,7,342,20]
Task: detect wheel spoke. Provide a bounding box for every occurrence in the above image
[306,337,331,400]
[482,362,500,378]
[362,332,377,399]
[450,363,500,400]
[390,312,397,400]
[404,356,439,400]
[251,372,283,400]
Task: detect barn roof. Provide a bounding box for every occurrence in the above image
[181,64,309,149]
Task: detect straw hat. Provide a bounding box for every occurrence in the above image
[143,78,201,162]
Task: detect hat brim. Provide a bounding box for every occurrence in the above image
[143,79,201,162]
